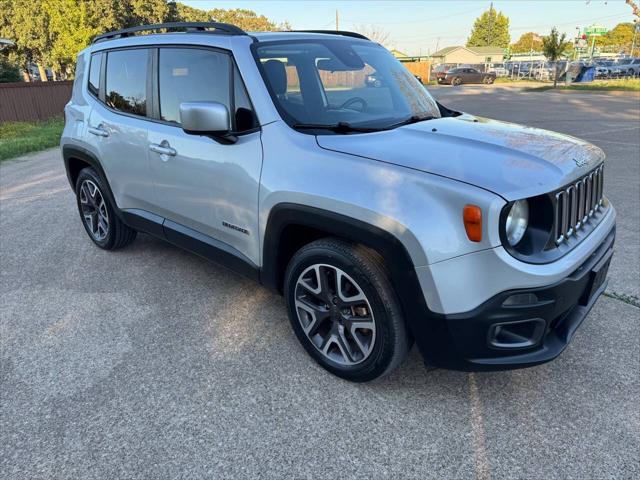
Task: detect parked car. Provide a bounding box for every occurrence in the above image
[594,60,614,79]
[62,23,615,382]
[613,58,640,77]
[487,65,508,77]
[437,67,496,85]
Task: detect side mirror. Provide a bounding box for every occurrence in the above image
[179,101,236,144]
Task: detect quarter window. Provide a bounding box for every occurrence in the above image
[158,48,230,124]
[88,52,102,96]
[105,49,148,116]
[233,65,257,132]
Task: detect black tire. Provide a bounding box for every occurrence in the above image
[284,238,411,382]
[484,76,494,84]
[75,167,136,250]
[452,77,462,86]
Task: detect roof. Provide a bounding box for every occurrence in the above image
[431,46,460,57]
[468,46,505,55]
[431,45,504,57]
[390,49,409,58]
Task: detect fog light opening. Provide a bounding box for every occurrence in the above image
[488,318,545,349]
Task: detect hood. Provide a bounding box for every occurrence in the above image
[316,115,605,200]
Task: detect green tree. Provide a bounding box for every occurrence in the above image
[210,8,288,31]
[511,32,544,54]
[175,2,211,22]
[542,27,570,88]
[0,0,288,77]
[0,0,52,80]
[598,23,635,53]
[466,5,510,48]
[0,56,22,82]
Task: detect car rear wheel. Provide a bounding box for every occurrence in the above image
[284,238,411,382]
[75,167,136,250]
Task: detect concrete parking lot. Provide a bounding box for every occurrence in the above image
[1,87,639,479]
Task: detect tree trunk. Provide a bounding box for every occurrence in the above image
[553,62,558,88]
[37,63,48,82]
[21,69,31,82]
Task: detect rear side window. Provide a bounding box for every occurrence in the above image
[105,49,148,116]
[88,52,101,97]
[158,48,230,124]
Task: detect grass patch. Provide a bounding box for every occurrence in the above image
[494,77,543,83]
[525,78,640,92]
[0,117,64,161]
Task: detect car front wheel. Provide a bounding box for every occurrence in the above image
[284,238,411,382]
[452,77,462,86]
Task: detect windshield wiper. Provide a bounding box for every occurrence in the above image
[387,115,436,129]
[292,122,381,134]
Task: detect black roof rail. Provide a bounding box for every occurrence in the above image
[92,22,247,44]
[289,30,369,41]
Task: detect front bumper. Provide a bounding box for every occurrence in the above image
[413,224,615,371]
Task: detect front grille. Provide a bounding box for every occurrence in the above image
[553,164,604,245]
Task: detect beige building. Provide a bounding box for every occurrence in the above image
[431,46,505,65]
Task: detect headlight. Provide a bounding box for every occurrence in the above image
[505,200,529,246]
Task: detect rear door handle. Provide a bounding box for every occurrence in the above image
[149,142,177,158]
[88,126,109,137]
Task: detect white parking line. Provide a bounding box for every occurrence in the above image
[468,373,491,480]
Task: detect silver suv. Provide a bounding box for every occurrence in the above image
[61,23,616,382]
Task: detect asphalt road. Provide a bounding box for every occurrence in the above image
[1,87,639,479]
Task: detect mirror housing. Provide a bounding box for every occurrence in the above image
[179,102,236,144]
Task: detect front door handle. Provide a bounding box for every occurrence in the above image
[88,125,109,137]
[149,142,177,158]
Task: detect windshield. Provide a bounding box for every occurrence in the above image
[254,39,440,132]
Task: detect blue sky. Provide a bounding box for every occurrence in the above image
[182,0,634,54]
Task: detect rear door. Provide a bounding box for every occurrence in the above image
[86,48,156,211]
[146,46,263,264]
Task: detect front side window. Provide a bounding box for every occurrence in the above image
[255,40,440,132]
[158,48,230,124]
[105,49,147,116]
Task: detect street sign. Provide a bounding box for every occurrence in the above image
[584,25,608,37]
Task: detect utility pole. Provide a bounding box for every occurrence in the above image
[488,2,494,46]
[336,9,339,31]
[631,22,638,57]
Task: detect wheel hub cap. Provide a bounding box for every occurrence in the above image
[294,264,376,366]
[79,179,109,241]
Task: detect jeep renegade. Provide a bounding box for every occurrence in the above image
[61,23,616,381]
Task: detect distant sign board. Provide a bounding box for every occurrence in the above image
[584,26,608,37]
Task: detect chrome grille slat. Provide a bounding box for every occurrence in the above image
[554,164,605,246]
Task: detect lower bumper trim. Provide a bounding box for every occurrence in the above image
[412,224,615,372]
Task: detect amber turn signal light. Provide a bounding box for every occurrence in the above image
[463,205,482,242]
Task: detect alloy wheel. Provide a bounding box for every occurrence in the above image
[294,264,376,366]
[79,179,109,241]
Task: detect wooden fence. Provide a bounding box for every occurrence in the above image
[402,61,431,82]
[0,81,73,123]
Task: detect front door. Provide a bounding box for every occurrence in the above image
[147,47,262,264]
